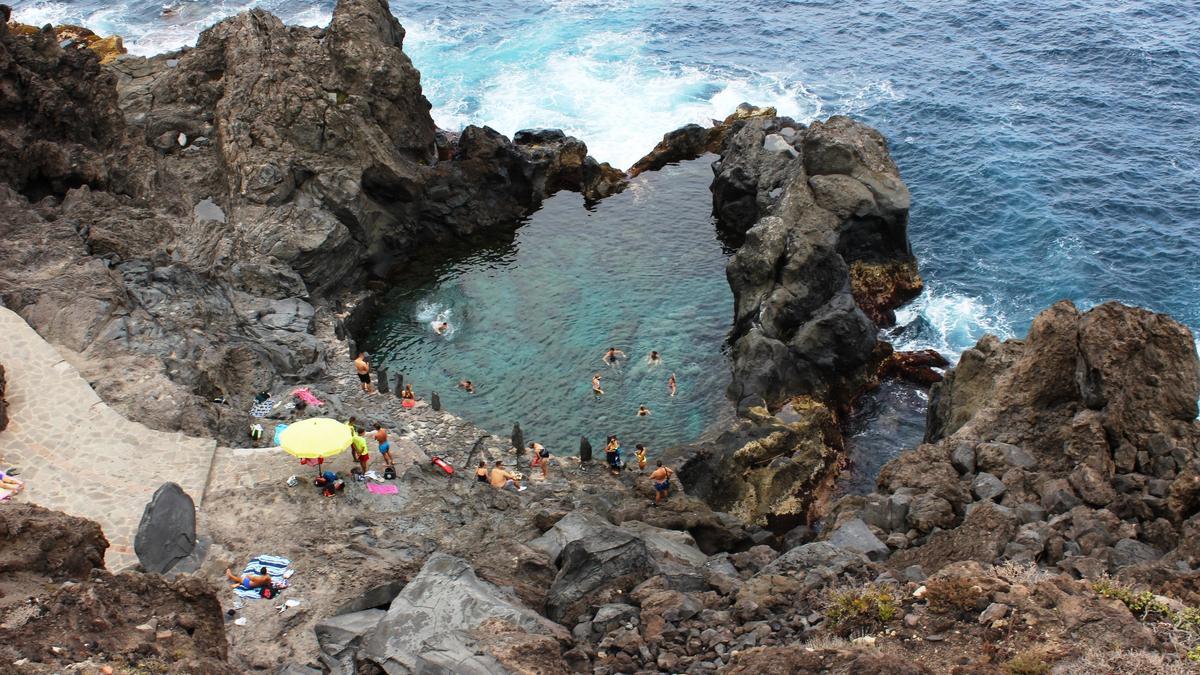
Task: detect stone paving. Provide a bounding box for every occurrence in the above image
[0,307,218,570]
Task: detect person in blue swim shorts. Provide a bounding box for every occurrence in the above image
[373,422,395,469]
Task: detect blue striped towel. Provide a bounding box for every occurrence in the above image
[233,554,292,599]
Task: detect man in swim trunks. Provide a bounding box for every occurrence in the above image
[351,427,369,473]
[354,353,373,394]
[225,566,271,590]
[373,422,395,469]
[603,347,626,367]
[650,460,674,505]
[488,460,525,491]
[592,373,604,396]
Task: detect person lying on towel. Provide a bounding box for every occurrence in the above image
[225,567,271,590]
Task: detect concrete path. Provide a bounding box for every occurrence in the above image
[0,307,217,570]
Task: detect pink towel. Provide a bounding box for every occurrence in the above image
[366,483,398,495]
[291,387,325,406]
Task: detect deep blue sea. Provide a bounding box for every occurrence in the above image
[14,0,1200,459]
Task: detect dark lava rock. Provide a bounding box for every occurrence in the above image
[134,482,197,574]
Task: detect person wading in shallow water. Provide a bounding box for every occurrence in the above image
[354,352,373,394]
[650,460,674,505]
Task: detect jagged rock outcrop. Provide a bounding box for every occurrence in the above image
[0,504,233,673]
[361,553,571,674]
[715,113,920,408]
[0,0,625,442]
[827,301,1200,578]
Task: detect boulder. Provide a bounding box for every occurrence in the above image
[1069,464,1117,507]
[133,482,197,574]
[950,442,976,475]
[907,493,956,533]
[758,541,867,581]
[827,518,889,562]
[1109,538,1162,570]
[315,609,385,672]
[591,603,639,636]
[362,553,568,674]
[546,528,656,624]
[971,472,1006,501]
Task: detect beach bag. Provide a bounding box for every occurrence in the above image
[249,424,263,440]
[383,466,396,480]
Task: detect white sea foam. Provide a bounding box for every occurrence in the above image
[889,288,1015,363]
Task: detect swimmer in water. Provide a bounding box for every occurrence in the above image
[637,405,651,417]
[647,350,662,366]
[603,347,626,367]
[592,373,604,396]
[668,372,677,397]
[458,379,476,394]
[434,321,449,335]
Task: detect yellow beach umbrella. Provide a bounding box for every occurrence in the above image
[279,417,353,462]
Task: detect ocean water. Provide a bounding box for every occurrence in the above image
[14,0,1198,361]
[13,0,1200,460]
[364,158,734,456]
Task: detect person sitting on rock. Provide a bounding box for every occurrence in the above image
[475,461,489,483]
[225,567,271,590]
[402,384,416,400]
[488,460,526,492]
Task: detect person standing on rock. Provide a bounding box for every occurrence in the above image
[635,444,648,473]
[351,427,370,474]
[488,460,526,491]
[354,352,373,394]
[529,442,550,479]
[373,422,395,469]
[604,435,622,474]
[650,460,674,505]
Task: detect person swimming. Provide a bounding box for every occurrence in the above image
[637,405,651,417]
[647,350,662,366]
[458,380,476,394]
[668,372,677,397]
[592,373,604,396]
[603,347,626,367]
[434,321,450,335]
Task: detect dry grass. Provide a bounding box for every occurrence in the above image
[1054,645,1192,675]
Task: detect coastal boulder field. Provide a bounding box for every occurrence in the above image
[2,1,1200,674]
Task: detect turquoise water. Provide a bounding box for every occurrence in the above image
[365,158,734,453]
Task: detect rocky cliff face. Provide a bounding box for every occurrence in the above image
[713,112,920,409]
[825,301,1200,580]
[651,107,926,527]
[0,0,623,441]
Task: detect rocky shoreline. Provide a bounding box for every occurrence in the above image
[3,1,1200,674]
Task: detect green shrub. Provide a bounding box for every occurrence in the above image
[824,584,900,635]
[924,577,984,616]
[1005,651,1050,675]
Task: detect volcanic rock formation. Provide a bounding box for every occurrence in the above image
[0,0,624,443]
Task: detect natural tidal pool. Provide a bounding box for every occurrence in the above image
[366,158,735,456]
